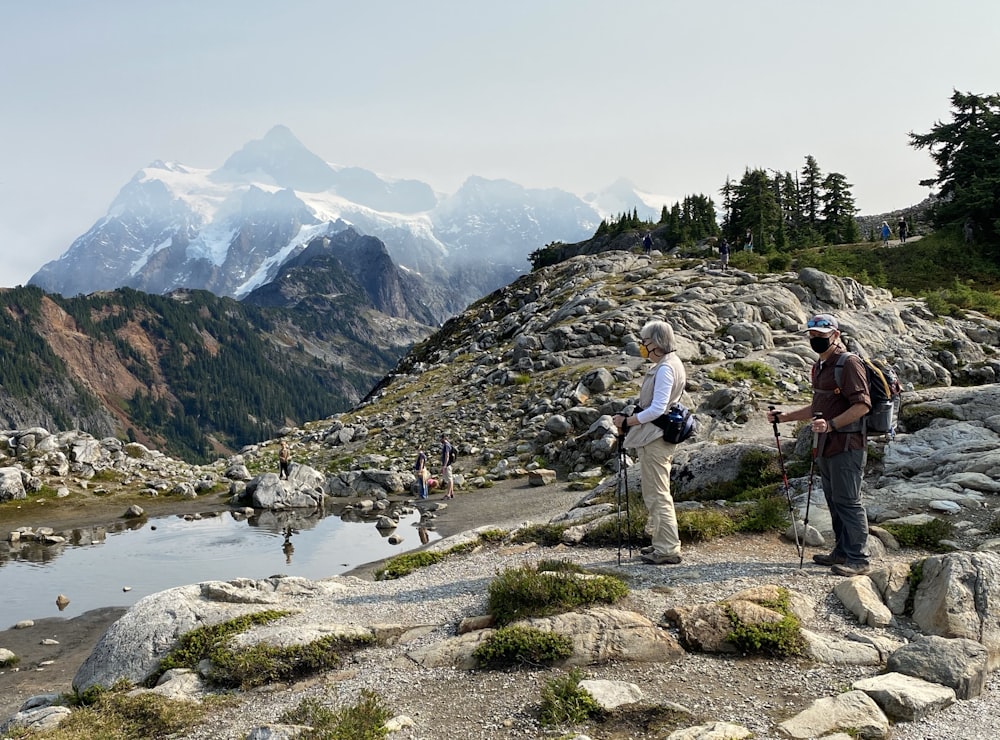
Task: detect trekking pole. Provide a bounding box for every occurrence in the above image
[768,406,803,565]
[801,412,822,569]
[616,430,626,565]
[622,433,631,560]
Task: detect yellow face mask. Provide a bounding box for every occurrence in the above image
[639,342,650,359]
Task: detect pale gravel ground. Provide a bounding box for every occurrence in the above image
[182,530,1000,740]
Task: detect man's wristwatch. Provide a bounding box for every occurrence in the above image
[828,419,838,432]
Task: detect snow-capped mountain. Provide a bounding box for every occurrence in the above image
[29,126,662,308]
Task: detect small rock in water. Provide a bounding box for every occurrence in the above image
[122,586,132,592]
[55,594,70,610]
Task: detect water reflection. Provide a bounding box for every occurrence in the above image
[282,525,295,564]
[0,501,440,625]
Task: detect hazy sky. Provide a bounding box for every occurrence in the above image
[2,0,998,288]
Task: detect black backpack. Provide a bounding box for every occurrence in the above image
[447,445,458,465]
[816,353,903,436]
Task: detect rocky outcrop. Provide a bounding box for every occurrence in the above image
[910,551,1000,669]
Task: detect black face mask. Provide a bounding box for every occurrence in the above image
[809,336,831,354]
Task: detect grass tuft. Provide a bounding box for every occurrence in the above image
[473,625,574,669]
[538,668,604,726]
[487,561,628,626]
[279,690,392,739]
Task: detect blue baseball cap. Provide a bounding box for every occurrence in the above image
[805,313,839,334]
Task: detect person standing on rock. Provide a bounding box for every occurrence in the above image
[278,441,292,480]
[612,319,687,565]
[439,434,454,499]
[414,446,429,499]
[718,237,730,272]
[766,313,872,576]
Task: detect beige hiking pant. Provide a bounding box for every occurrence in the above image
[638,437,680,557]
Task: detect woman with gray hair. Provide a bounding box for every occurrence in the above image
[612,319,687,564]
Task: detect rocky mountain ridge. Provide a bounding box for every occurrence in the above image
[0,231,435,462]
[27,126,662,309]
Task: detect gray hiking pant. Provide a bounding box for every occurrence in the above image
[817,449,869,565]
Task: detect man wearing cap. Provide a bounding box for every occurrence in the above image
[766,313,873,576]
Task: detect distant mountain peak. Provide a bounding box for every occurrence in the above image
[261,123,298,142]
[214,126,337,192]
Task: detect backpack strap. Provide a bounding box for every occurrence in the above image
[814,352,865,435]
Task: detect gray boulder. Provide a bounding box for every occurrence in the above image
[886,635,988,700]
[0,467,26,502]
[777,689,889,739]
[73,576,328,692]
[852,671,956,721]
[911,551,1000,669]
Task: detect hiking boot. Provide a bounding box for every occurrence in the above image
[812,552,847,566]
[640,546,655,555]
[831,562,871,577]
[641,552,682,565]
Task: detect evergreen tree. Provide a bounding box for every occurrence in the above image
[800,155,823,228]
[910,89,1000,250]
[820,172,860,244]
[730,168,780,253]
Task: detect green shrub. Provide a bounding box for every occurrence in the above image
[734,495,790,533]
[899,403,959,432]
[707,368,734,383]
[42,690,207,739]
[374,540,478,580]
[536,559,588,574]
[729,251,767,274]
[882,519,955,552]
[280,691,391,740]
[473,625,574,668]
[509,523,569,547]
[725,588,804,657]
[478,528,508,544]
[487,562,629,626]
[0,653,19,668]
[768,253,792,272]
[733,360,774,385]
[677,508,738,542]
[580,506,648,547]
[681,448,782,502]
[905,559,925,615]
[151,610,290,684]
[539,668,604,726]
[209,632,375,689]
[148,610,374,690]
